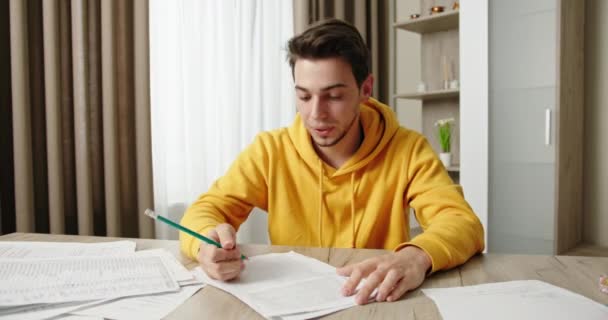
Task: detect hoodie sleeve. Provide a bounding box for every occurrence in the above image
[396,135,485,273]
[179,134,269,260]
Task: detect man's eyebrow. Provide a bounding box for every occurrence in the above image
[295,83,348,92]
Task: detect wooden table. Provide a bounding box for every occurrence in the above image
[2,233,607,319]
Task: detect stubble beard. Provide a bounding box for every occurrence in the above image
[312,112,359,148]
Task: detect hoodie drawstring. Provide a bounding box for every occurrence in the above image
[318,159,324,247]
[350,173,356,248]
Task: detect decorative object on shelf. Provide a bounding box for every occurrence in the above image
[410,13,420,19]
[452,2,460,10]
[442,56,450,90]
[449,79,459,89]
[435,118,455,168]
[417,82,427,93]
[430,6,445,14]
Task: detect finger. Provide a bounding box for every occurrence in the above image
[203,258,243,281]
[337,259,376,277]
[341,267,363,296]
[207,246,242,263]
[336,264,354,276]
[387,277,411,302]
[216,224,236,249]
[376,269,402,302]
[216,259,244,281]
[205,228,220,242]
[355,269,386,305]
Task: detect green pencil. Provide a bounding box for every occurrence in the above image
[144,209,246,260]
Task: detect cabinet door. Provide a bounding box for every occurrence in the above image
[488,0,557,254]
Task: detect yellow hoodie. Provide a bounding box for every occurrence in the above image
[180,98,484,272]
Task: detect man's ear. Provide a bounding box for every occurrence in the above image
[360,74,374,100]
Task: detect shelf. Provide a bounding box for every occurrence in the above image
[394,11,459,34]
[394,89,459,101]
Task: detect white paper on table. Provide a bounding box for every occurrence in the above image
[177,267,207,287]
[71,284,204,320]
[135,248,193,282]
[53,315,104,320]
[273,303,353,320]
[0,300,107,320]
[422,280,608,320]
[71,267,205,320]
[246,275,355,317]
[206,252,336,291]
[0,241,136,258]
[0,255,179,307]
[200,251,358,319]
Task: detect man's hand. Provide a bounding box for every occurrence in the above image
[336,246,431,304]
[197,223,244,281]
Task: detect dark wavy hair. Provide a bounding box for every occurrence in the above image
[287,19,370,87]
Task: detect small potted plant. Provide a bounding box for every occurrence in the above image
[434,118,455,168]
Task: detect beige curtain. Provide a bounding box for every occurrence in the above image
[293,0,390,103]
[3,0,154,238]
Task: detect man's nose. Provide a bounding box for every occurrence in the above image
[310,97,328,120]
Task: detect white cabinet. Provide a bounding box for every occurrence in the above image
[487,0,584,254]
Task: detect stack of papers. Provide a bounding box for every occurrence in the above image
[422,280,608,320]
[0,241,206,320]
[199,251,363,320]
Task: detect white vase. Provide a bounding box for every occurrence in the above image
[439,152,452,168]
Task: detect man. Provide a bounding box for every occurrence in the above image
[180,19,484,304]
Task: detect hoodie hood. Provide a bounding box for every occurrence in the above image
[287,97,399,175]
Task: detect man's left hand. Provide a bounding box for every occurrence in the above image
[336,246,432,304]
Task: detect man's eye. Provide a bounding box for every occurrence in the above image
[329,95,342,100]
[298,96,311,101]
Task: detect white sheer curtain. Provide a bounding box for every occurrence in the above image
[149,0,295,241]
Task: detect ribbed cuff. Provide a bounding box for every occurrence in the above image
[394,235,448,274]
[183,226,217,260]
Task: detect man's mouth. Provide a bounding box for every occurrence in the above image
[314,127,333,136]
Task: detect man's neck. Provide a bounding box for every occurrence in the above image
[315,120,363,169]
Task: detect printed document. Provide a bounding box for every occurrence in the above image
[0,255,179,307]
[0,241,136,258]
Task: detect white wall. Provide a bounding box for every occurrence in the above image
[394,1,422,132]
[459,0,488,247]
[584,0,608,246]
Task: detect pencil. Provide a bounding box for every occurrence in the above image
[144,209,246,260]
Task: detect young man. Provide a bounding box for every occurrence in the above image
[180,19,484,304]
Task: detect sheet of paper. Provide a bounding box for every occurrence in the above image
[0,241,136,258]
[200,251,357,318]
[422,280,608,320]
[71,267,204,320]
[0,300,106,320]
[54,315,104,320]
[135,248,192,282]
[246,275,355,317]
[176,267,207,286]
[0,255,179,307]
[274,303,352,320]
[205,251,336,292]
[71,284,204,320]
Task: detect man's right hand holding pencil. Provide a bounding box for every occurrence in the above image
[197,223,245,281]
